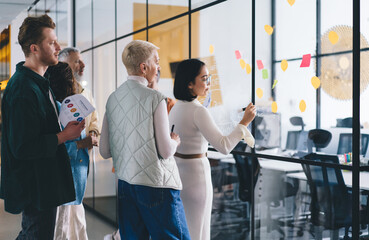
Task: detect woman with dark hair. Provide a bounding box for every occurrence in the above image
[169,59,256,240]
[46,62,97,240]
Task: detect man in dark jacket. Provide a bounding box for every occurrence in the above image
[0,14,85,239]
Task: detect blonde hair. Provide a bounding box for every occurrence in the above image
[122,40,159,75]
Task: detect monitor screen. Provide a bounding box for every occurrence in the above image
[337,133,369,155]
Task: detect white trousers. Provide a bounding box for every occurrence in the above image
[54,204,88,240]
[175,157,213,240]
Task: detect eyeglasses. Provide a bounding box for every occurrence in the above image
[203,75,211,85]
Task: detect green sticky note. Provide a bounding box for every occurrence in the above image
[262,69,268,79]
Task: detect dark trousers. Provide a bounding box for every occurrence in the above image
[16,205,57,240]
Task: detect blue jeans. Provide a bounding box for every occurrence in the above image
[118,180,191,240]
[16,205,57,240]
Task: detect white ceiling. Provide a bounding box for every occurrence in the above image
[0,0,36,32]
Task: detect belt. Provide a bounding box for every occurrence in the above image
[174,152,207,159]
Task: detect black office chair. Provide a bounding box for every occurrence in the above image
[302,153,352,239]
[232,141,300,239]
[307,129,332,153]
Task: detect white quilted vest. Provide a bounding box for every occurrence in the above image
[106,80,182,190]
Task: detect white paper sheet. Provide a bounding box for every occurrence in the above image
[59,94,95,127]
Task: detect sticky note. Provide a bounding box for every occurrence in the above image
[257,60,264,70]
[262,69,268,79]
[235,50,241,60]
[246,64,251,74]
[209,45,214,54]
[281,59,288,72]
[264,25,274,35]
[287,0,295,6]
[272,80,278,89]
[300,54,311,67]
[299,100,306,112]
[329,31,339,45]
[239,59,246,69]
[311,76,321,89]
[271,101,278,113]
[256,88,263,99]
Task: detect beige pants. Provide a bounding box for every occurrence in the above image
[54,204,88,240]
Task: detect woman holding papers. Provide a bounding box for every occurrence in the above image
[47,62,97,240]
[168,59,256,240]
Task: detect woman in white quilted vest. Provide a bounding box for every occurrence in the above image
[168,59,256,240]
[99,40,191,240]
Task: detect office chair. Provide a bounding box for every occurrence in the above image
[232,141,300,239]
[302,129,369,239]
[302,153,352,239]
[307,129,332,153]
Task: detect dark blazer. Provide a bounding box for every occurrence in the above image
[0,62,75,214]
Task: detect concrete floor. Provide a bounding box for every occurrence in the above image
[0,199,116,240]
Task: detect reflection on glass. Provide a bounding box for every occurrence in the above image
[275,0,316,60]
[56,0,68,48]
[117,0,146,37]
[93,0,115,46]
[148,16,188,81]
[148,0,187,26]
[84,43,117,223]
[191,0,218,9]
[191,1,252,138]
[76,0,92,50]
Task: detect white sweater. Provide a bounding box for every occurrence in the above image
[168,99,254,155]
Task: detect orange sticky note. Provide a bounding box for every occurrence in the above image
[300,54,311,67]
[235,50,242,60]
[257,60,264,70]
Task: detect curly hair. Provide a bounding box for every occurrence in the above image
[46,62,77,102]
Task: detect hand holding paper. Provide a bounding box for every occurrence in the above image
[59,94,95,127]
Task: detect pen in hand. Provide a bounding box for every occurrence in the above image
[171,124,175,133]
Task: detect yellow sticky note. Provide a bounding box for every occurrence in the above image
[246,64,251,74]
[287,0,295,6]
[239,59,246,69]
[271,101,278,113]
[256,88,263,99]
[329,31,339,45]
[281,59,288,72]
[272,80,278,89]
[311,76,321,89]
[299,100,306,112]
[264,25,274,35]
[209,45,214,54]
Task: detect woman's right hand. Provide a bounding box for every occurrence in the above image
[240,102,256,126]
[170,132,181,146]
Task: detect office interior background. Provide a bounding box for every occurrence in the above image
[1,0,369,239]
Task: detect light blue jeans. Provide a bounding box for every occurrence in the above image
[118,180,191,240]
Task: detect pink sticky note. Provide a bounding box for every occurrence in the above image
[300,54,311,67]
[256,60,264,70]
[235,50,241,60]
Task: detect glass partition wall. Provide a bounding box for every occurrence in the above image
[25,0,368,238]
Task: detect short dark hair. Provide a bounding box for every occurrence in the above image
[173,59,205,101]
[18,14,55,57]
[46,62,76,102]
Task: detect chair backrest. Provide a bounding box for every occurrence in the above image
[307,129,332,153]
[302,153,351,229]
[337,133,369,155]
[232,141,260,202]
